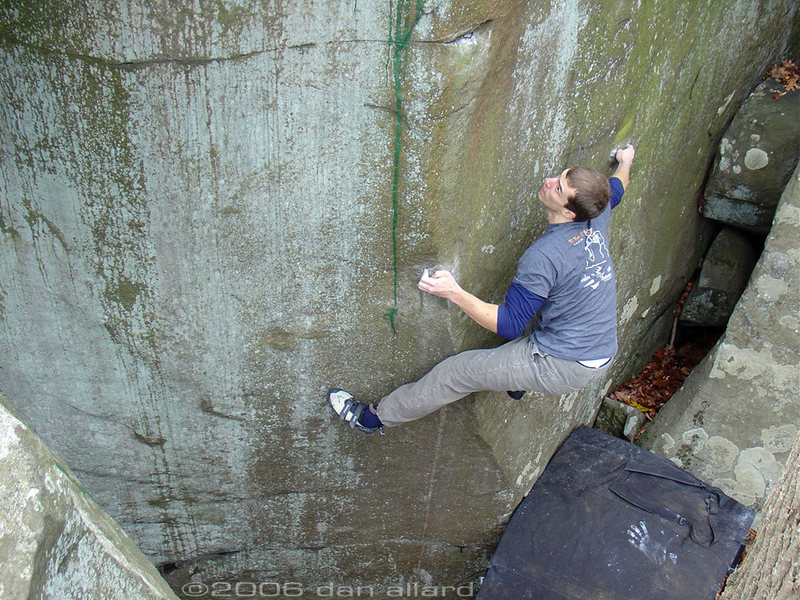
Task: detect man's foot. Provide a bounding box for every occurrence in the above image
[507,390,526,400]
[327,389,384,435]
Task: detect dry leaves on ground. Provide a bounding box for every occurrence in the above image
[766,59,800,98]
[610,336,716,417]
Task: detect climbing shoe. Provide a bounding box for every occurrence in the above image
[327,389,384,435]
[507,390,526,400]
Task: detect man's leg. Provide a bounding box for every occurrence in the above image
[376,336,608,427]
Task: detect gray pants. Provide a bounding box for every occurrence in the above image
[376,335,610,427]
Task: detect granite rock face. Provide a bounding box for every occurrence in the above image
[0,395,179,600]
[641,162,800,515]
[703,80,800,232]
[0,0,798,593]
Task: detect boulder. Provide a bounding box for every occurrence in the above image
[703,79,800,232]
[680,227,756,327]
[1,0,798,592]
[640,161,800,515]
[0,395,178,599]
[594,396,647,442]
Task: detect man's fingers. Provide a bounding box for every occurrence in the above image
[419,269,448,284]
[418,281,437,295]
[418,269,435,290]
[617,144,635,163]
[419,268,457,298]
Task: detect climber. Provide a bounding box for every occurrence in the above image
[329,144,636,434]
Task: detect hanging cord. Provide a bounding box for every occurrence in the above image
[385,0,425,334]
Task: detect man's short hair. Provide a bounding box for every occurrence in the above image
[565,167,610,221]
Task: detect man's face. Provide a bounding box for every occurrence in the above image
[539,169,576,213]
[538,168,577,216]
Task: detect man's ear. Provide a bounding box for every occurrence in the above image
[561,207,577,221]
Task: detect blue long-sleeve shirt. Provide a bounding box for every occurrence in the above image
[497,283,545,339]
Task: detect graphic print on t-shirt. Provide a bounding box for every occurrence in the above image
[581,227,613,290]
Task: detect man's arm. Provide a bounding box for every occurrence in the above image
[611,144,635,190]
[418,269,499,333]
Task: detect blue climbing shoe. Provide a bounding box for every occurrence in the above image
[327,389,384,435]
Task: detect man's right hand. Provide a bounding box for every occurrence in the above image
[616,143,635,165]
[613,144,635,190]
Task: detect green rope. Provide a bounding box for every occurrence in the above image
[386,0,424,334]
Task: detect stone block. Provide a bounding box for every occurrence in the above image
[594,396,647,442]
[0,395,178,599]
[681,227,756,327]
[0,0,798,592]
[703,80,800,232]
[641,162,800,515]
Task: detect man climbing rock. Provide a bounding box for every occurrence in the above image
[330,144,636,434]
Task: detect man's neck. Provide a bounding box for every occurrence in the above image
[547,209,574,225]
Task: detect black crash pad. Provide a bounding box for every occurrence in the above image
[478,426,754,600]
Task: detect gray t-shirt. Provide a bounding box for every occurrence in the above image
[513,201,617,361]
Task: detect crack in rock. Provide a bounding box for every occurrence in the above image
[4,23,499,72]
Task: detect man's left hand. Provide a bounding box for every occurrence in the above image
[418,269,462,300]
